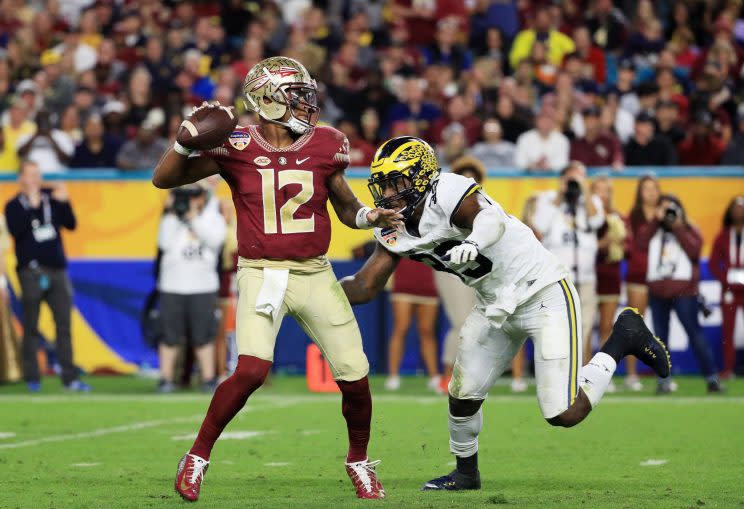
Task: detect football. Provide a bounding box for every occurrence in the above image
[177,104,238,150]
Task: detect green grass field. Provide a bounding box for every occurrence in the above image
[1,375,742,509]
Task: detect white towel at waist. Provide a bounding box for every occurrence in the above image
[255,268,290,321]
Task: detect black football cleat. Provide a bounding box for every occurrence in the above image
[422,470,481,491]
[613,308,671,378]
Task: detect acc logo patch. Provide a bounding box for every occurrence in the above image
[381,228,397,247]
[229,131,251,150]
[278,156,287,165]
[254,156,271,166]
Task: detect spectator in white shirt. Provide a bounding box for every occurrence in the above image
[514,108,569,172]
[157,184,226,393]
[469,118,516,169]
[529,161,605,363]
[16,110,74,174]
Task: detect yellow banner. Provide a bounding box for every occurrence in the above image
[0,176,738,260]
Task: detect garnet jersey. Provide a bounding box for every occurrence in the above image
[203,125,350,260]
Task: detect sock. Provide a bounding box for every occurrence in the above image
[336,376,372,463]
[448,408,483,459]
[456,452,478,477]
[189,355,272,460]
[579,352,617,408]
[600,329,627,364]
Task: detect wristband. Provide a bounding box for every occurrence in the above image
[173,141,194,157]
[355,206,374,229]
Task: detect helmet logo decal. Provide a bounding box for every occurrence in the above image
[246,66,301,92]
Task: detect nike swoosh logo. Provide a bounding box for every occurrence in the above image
[296,157,310,164]
[179,474,191,492]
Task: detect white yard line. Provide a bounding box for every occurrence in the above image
[172,430,268,441]
[640,459,669,466]
[0,415,203,450]
[0,400,294,450]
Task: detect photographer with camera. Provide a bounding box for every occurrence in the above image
[156,183,226,393]
[530,161,604,364]
[637,194,723,393]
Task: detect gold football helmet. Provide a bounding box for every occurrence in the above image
[243,56,319,134]
[368,136,440,219]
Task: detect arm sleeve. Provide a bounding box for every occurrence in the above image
[635,220,661,250]
[672,223,703,262]
[52,131,75,156]
[465,206,506,249]
[52,200,77,230]
[708,231,727,284]
[586,194,605,231]
[190,205,226,251]
[435,175,481,226]
[530,193,559,236]
[514,134,530,168]
[4,200,32,238]
[508,31,531,69]
[157,214,181,251]
[552,135,569,170]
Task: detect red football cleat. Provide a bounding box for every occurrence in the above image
[175,453,209,502]
[345,458,385,499]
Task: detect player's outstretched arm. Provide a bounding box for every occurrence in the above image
[152,149,220,189]
[340,243,400,304]
[327,171,403,229]
[445,193,506,264]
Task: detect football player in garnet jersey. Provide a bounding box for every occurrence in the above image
[340,137,671,491]
[153,57,401,501]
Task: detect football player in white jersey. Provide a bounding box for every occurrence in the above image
[340,137,671,490]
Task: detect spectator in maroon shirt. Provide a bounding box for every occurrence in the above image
[677,110,726,165]
[709,196,744,380]
[570,106,624,169]
[428,94,481,146]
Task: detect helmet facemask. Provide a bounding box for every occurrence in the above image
[368,168,427,221]
[367,136,441,221]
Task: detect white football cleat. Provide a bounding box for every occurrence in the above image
[384,376,401,391]
[510,378,528,393]
[624,375,643,392]
[427,375,444,394]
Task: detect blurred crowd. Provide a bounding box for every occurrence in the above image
[2,0,744,174]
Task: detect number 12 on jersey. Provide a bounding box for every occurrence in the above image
[259,168,315,234]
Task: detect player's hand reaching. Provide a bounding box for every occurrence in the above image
[444,240,479,265]
[366,208,404,229]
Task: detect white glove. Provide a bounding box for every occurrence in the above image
[445,240,479,265]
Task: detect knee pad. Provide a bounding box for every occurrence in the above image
[449,396,484,417]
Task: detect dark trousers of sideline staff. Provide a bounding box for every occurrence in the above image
[18,266,76,384]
